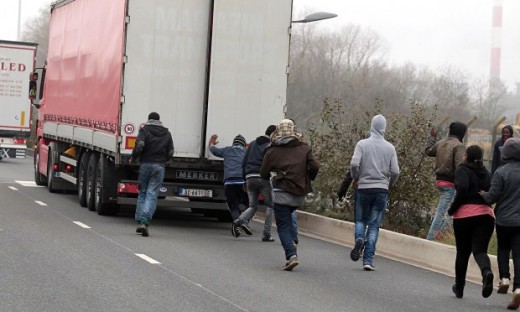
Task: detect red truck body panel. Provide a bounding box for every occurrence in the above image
[42,0,126,135]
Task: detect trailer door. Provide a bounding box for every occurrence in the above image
[122,0,211,158]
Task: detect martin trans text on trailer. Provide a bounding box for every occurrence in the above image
[0,40,37,160]
[31,0,292,218]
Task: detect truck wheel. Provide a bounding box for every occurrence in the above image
[77,152,91,207]
[47,145,57,193]
[94,156,119,215]
[86,153,99,211]
[34,152,47,186]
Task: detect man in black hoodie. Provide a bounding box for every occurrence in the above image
[131,112,174,237]
[232,125,277,241]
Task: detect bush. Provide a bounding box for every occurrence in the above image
[304,98,440,236]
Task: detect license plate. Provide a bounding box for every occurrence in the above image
[178,188,212,198]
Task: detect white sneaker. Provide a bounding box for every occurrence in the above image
[283,256,299,271]
[507,289,520,310]
[363,264,376,271]
[499,278,511,294]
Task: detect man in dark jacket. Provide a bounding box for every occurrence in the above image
[131,112,174,237]
[260,119,319,271]
[209,133,248,232]
[424,121,467,241]
[232,125,277,241]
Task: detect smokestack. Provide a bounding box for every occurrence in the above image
[490,0,503,80]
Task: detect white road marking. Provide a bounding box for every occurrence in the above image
[73,221,91,229]
[35,201,47,206]
[135,254,161,264]
[15,180,43,187]
[8,186,18,191]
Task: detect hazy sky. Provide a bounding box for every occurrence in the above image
[1,0,519,89]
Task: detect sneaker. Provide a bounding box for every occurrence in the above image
[507,289,520,310]
[262,236,275,242]
[136,224,143,233]
[363,263,376,271]
[499,278,511,294]
[452,284,464,299]
[284,256,299,271]
[350,238,364,262]
[241,224,253,235]
[231,223,241,238]
[482,271,494,298]
[139,224,149,237]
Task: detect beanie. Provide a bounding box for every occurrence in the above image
[148,112,160,121]
[233,134,246,146]
[265,125,276,136]
[449,122,467,142]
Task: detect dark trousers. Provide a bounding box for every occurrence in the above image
[453,214,495,287]
[224,184,248,221]
[273,203,298,260]
[496,224,520,291]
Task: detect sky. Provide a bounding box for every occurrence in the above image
[1,0,519,90]
[293,0,520,90]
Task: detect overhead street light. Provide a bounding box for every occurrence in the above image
[291,12,338,24]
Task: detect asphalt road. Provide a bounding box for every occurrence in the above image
[0,157,512,311]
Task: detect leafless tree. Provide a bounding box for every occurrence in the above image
[471,77,508,129]
[21,6,51,68]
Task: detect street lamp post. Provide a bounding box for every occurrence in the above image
[291,12,338,24]
[286,12,337,118]
[17,0,22,40]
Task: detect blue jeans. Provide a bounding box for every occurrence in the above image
[291,210,298,243]
[273,203,298,260]
[354,191,388,265]
[135,163,165,225]
[426,186,456,240]
[239,177,274,237]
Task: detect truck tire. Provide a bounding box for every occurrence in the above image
[34,152,47,186]
[94,156,119,215]
[77,151,91,207]
[86,153,99,211]
[47,144,58,193]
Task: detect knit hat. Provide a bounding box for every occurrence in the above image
[148,112,160,120]
[265,125,277,136]
[501,137,520,162]
[449,122,467,142]
[233,134,246,146]
[276,119,297,137]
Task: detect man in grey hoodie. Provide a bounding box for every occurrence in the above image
[349,114,399,271]
[481,137,520,309]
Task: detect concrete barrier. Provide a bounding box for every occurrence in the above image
[255,209,512,287]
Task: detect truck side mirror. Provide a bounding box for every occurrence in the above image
[29,69,43,108]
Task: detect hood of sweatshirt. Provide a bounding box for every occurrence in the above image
[370,114,386,138]
[144,119,169,137]
[255,135,270,145]
[502,137,520,162]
